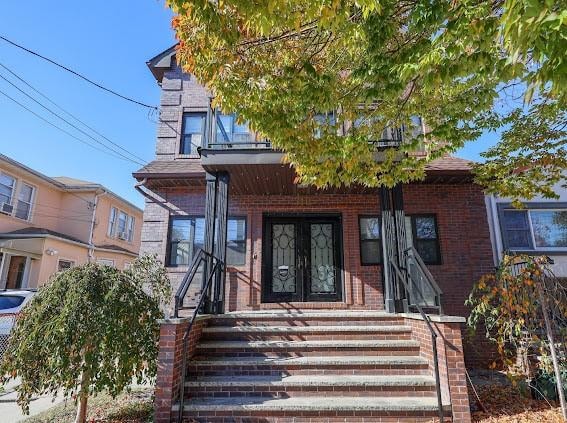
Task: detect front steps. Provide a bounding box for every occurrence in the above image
[178,311,450,422]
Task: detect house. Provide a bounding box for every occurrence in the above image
[135,47,495,423]
[486,182,567,276]
[0,154,142,289]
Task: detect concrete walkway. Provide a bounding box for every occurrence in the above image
[0,389,65,422]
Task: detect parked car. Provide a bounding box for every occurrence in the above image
[0,290,35,335]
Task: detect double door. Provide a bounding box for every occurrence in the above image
[262,215,342,302]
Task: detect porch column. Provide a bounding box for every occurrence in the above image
[202,172,218,313]
[212,172,229,314]
[380,184,408,313]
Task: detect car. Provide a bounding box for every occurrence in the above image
[0,290,35,336]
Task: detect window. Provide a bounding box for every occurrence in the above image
[126,215,135,242]
[409,215,441,264]
[97,259,115,267]
[0,173,15,205]
[314,112,337,139]
[15,183,34,220]
[500,207,567,250]
[167,216,247,266]
[117,211,127,237]
[216,113,252,144]
[181,112,206,154]
[58,259,74,272]
[227,218,246,265]
[168,217,205,266]
[108,207,117,236]
[359,216,382,265]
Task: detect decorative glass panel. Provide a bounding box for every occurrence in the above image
[310,223,336,293]
[415,216,437,239]
[530,210,567,248]
[271,224,296,293]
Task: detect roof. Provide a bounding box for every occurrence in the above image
[95,244,138,256]
[0,153,142,213]
[147,45,178,83]
[424,156,473,172]
[133,159,205,180]
[0,227,88,245]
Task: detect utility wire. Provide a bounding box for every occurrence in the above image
[0,72,146,166]
[0,35,157,110]
[0,88,137,164]
[0,62,149,164]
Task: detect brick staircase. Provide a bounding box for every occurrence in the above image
[176,311,451,422]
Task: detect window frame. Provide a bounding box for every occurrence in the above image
[0,172,16,206]
[409,214,442,265]
[15,182,35,221]
[498,203,567,253]
[358,215,383,266]
[126,215,135,242]
[166,215,248,267]
[57,259,75,272]
[180,112,207,155]
[108,207,117,237]
[96,258,115,267]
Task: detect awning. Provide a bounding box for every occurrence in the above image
[0,238,44,259]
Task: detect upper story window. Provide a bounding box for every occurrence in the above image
[216,113,253,145]
[0,173,35,221]
[108,207,135,242]
[500,206,567,251]
[180,112,206,155]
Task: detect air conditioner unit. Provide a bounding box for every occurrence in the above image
[0,202,14,215]
[118,231,128,240]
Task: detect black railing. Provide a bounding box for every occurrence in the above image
[174,248,224,423]
[205,140,272,150]
[404,246,443,314]
[388,257,445,422]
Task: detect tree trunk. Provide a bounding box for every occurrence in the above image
[74,370,90,423]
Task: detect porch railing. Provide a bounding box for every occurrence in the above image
[388,257,445,422]
[404,246,443,315]
[173,248,224,423]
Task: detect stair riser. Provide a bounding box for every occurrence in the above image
[186,366,431,378]
[201,332,413,341]
[185,386,436,398]
[181,411,444,422]
[195,348,420,357]
[208,317,405,327]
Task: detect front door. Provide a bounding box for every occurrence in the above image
[262,215,342,302]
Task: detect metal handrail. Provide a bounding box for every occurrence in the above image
[389,259,445,422]
[404,246,443,314]
[175,257,223,423]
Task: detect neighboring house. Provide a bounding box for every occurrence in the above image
[486,181,567,277]
[135,48,494,422]
[0,154,142,289]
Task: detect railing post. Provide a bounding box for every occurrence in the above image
[203,172,218,313]
[212,172,230,314]
[380,187,396,313]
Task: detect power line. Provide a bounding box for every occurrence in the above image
[0,88,138,164]
[0,72,146,166]
[0,62,149,164]
[0,35,158,110]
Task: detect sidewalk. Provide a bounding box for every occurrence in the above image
[0,381,65,422]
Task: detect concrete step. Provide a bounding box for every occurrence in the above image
[176,396,450,422]
[185,374,437,397]
[201,324,413,341]
[187,355,431,377]
[208,311,405,327]
[195,339,420,357]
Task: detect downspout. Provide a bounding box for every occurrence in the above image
[88,190,106,263]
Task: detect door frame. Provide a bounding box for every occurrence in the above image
[261,213,344,303]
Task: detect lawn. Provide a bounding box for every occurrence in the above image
[22,389,153,423]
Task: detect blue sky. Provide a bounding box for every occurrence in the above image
[0,1,497,209]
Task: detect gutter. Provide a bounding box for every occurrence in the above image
[134,178,154,203]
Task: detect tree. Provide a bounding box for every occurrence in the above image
[0,256,171,423]
[466,255,567,418]
[167,0,566,199]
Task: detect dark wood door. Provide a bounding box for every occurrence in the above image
[262,216,342,303]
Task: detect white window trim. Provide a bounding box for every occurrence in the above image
[57,258,75,272]
[527,208,567,251]
[107,206,135,243]
[0,172,36,222]
[0,171,16,206]
[96,258,115,267]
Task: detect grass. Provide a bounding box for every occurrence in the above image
[22,389,153,423]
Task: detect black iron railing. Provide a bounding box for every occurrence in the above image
[388,257,445,422]
[173,248,224,423]
[404,246,443,314]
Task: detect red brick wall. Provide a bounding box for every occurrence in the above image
[405,315,472,423]
[152,182,495,365]
[154,317,207,423]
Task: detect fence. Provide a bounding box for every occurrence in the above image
[0,313,17,358]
